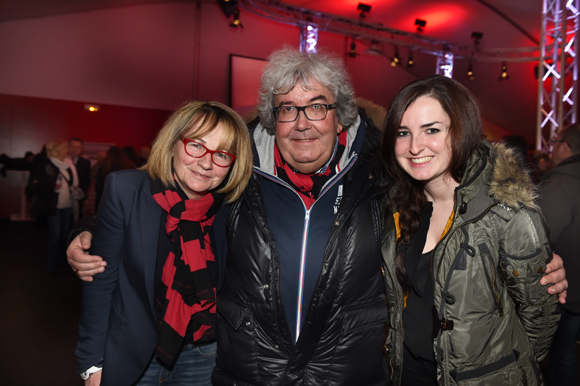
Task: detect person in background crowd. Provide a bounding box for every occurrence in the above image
[76,101,253,386]
[532,150,552,184]
[122,145,140,167]
[381,75,560,386]
[0,151,35,176]
[94,146,135,210]
[136,146,151,167]
[69,138,92,217]
[28,140,79,273]
[540,124,580,386]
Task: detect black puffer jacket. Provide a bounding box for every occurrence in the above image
[213,113,391,385]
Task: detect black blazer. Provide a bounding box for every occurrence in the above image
[76,170,169,385]
[76,169,229,385]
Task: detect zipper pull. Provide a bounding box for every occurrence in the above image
[497,299,504,317]
[519,366,528,386]
[499,259,506,287]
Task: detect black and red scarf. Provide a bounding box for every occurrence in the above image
[150,177,223,366]
[274,131,347,209]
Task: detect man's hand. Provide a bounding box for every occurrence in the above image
[541,252,567,304]
[67,231,106,282]
[84,369,102,386]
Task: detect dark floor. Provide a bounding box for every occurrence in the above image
[0,218,83,386]
[0,217,578,385]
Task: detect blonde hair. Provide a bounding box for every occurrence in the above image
[46,140,68,159]
[146,101,253,203]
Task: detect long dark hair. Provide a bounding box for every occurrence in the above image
[381,75,482,288]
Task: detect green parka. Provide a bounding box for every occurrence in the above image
[382,141,560,386]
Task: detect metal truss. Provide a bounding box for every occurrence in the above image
[436,53,454,78]
[537,0,579,150]
[240,0,540,64]
[299,24,318,53]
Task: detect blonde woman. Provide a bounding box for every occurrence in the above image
[76,101,252,386]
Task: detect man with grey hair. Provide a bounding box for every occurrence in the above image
[540,124,580,386]
[210,47,391,384]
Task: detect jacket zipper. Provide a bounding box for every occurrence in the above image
[295,209,311,341]
[480,248,504,316]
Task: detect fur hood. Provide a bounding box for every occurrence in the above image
[487,142,539,211]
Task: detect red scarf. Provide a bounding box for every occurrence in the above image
[274,131,347,209]
[150,177,222,365]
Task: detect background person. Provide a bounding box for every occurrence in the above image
[69,138,91,217]
[76,101,252,386]
[27,140,79,273]
[539,124,580,385]
[381,75,560,386]
[94,145,135,211]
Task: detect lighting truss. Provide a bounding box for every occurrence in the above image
[436,53,454,78]
[300,24,318,53]
[239,0,540,64]
[537,0,580,150]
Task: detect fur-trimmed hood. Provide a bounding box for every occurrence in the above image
[488,142,539,211]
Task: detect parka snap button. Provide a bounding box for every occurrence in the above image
[513,270,520,277]
[246,321,251,326]
[368,174,374,180]
[275,345,279,349]
[537,266,543,274]
[264,284,269,290]
[334,221,340,226]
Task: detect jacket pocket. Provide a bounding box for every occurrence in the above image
[217,295,251,331]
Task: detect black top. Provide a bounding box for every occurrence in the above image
[402,202,437,363]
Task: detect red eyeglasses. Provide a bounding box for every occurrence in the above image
[182,138,235,168]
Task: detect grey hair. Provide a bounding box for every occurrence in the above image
[257,46,358,133]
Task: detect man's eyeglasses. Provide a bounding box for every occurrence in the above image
[551,139,567,145]
[273,103,337,123]
[181,138,235,167]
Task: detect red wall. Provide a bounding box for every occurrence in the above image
[0,93,172,157]
[0,94,173,218]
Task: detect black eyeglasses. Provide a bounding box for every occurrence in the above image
[273,103,337,123]
[181,138,235,167]
[551,139,566,145]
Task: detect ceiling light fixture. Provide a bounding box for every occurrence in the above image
[84,104,100,112]
[391,46,400,67]
[407,50,414,67]
[467,61,475,80]
[471,32,483,45]
[357,3,371,19]
[414,19,427,33]
[499,62,509,80]
[347,38,359,58]
[364,40,384,56]
[230,8,243,28]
